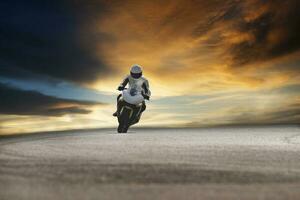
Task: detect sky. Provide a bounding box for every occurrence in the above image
[0,0,300,135]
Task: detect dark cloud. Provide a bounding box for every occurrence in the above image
[186,106,300,127]
[226,106,300,125]
[267,106,300,124]
[1,0,299,81]
[227,0,300,66]
[0,0,110,83]
[0,83,103,116]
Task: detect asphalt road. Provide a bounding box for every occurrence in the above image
[1,126,300,200]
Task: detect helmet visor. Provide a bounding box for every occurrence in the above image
[131,72,142,79]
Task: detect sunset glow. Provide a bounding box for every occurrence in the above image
[1,0,300,135]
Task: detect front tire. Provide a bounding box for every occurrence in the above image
[118,123,129,133]
[117,107,130,133]
[117,124,123,133]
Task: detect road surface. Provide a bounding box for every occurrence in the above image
[1,126,300,200]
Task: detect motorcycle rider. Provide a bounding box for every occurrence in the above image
[113,65,151,123]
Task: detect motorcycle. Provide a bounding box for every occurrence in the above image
[117,88,149,133]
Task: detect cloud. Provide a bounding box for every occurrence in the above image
[184,104,300,127]
[0,0,299,134]
[0,83,104,116]
[222,104,300,125]
[2,0,299,90]
[150,83,300,127]
[84,0,299,94]
[224,0,300,67]
[0,0,110,84]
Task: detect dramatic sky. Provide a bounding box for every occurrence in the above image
[1,0,300,135]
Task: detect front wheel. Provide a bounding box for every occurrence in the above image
[117,123,128,133]
[117,107,130,133]
[117,124,122,133]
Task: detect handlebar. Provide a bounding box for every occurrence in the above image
[142,93,150,100]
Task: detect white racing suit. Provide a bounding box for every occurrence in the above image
[119,75,151,97]
[116,75,151,122]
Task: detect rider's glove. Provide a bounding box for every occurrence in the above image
[117,86,125,91]
[144,95,150,100]
[142,93,150,100]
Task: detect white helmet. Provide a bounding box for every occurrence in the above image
[130,64,142,79]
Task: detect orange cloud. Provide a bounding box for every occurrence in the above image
[78,0,299,95]
[1,0,300,135]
